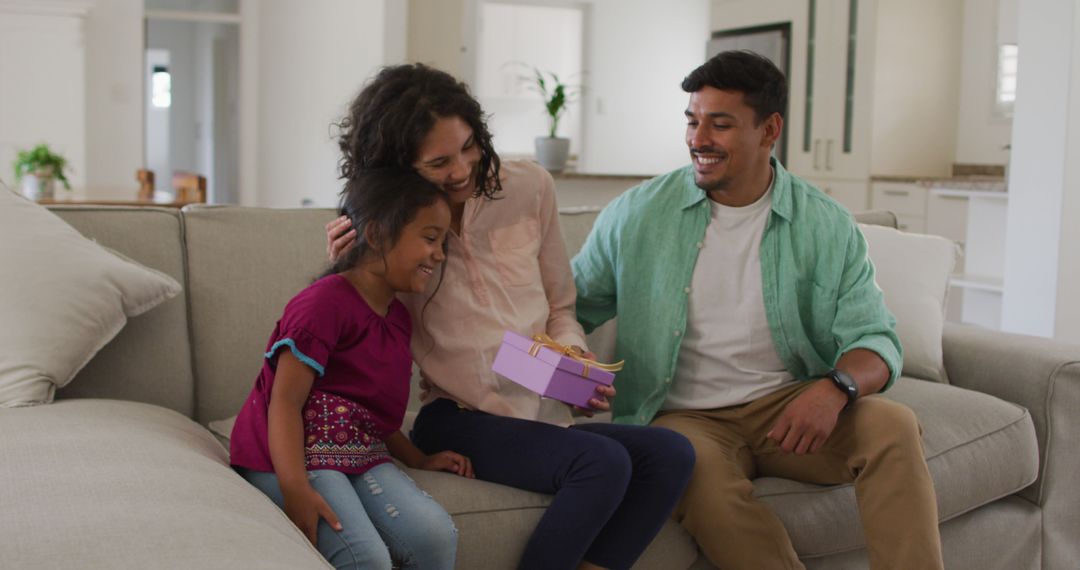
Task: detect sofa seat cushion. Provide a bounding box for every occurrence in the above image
[404,461,700,569]
[753,377,1039,558]
[0,400,329,569]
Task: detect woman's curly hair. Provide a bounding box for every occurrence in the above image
[336,63,502,200]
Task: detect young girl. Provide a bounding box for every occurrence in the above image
[231,168,472,570]
[327,64,696,570]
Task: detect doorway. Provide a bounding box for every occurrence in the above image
[144,2,240,203]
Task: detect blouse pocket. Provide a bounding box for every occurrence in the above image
[489,219,542,287]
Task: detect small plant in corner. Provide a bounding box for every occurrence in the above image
[14,143,71,190]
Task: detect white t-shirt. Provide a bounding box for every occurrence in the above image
[662,176,796,411]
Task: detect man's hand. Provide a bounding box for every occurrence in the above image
[766,380,848,455]
[282,484,342,546]
[326,215,357,263]
[418,451,475,479]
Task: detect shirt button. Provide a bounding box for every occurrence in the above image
[664,377,671,384]
[639,415,646,421]
[673,330,681,337]
[683,286,691,294]
[696,241,704,249]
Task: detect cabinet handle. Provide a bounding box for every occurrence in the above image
[883,189,910,197]
[813,139,821,170]
[826,139,834,171]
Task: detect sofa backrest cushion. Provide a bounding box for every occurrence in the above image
[47,206,195,416]
[183,206,337,423]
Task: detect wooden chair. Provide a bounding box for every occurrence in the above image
[171,171,207,203]
[136,169,155,201]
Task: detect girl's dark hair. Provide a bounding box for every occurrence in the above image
[336,63,502,200]
[322,168,448,278]
[681,50,788,125]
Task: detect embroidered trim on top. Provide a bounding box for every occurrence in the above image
[302,391,390,470]
[266,338,325,377]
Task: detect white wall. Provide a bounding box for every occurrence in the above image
[0,3,90,194]
[870,0,962,177]
[147,19,198,180]
[84,0,144,199]
[954,0,1012,167]
[408,0,467,75]
[578,0,711,175]
[252,0,402,208]
[1000,0,1080,344]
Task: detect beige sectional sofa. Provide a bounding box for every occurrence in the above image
[2,204,1077,569]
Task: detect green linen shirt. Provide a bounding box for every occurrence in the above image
[571,159,902,425]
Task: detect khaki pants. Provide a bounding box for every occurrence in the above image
[652,381,944,570]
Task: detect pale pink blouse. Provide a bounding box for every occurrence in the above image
[399,160,587,425]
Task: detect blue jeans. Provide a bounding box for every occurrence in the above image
[238,463,457,570]
[411,398,695,570]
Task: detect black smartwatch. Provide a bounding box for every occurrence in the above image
[825,369,858,409]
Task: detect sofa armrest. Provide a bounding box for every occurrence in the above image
[942,322,1080,565]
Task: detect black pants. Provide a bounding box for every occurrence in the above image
[411,398,695,570]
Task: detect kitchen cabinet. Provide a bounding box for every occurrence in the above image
[926,190,970,323]
[870,181,927,233]
[785,0,873,182]
[806,177,867,212]
[711,0,962,204]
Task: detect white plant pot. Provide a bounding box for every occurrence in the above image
[21,174,55,201]
[534,137,571,174]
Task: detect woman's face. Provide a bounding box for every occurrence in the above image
[412,116,482,206]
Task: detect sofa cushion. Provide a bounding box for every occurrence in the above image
[183,206,337,423]
[0,191,181,408]
[49,206,196,416]
[0,399,329,569]
[405,457,700,569]
[860,224,957,383]
[753,377,1039,558]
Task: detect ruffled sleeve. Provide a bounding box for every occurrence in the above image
[265,327,331,377]
[265,279,344,377]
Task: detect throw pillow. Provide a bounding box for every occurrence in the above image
[859,223,958,383]
[0,188,182,406]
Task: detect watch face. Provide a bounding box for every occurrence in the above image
[829,369,858,405]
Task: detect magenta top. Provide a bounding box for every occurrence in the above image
[230,274,412,475]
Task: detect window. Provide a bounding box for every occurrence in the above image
[151,65,171,108]
[474,2,584,158]
[996,44,1018,116]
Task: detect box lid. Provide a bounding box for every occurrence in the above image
[501,330,615,384]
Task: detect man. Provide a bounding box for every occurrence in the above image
[571,50,944,569]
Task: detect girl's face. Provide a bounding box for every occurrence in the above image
[412,116,482,206]
[381,199,451,294]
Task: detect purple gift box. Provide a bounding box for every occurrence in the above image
[492,330,615,409]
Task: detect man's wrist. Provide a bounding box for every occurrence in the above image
[824,369,859,409]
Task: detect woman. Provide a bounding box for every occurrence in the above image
[327,63,694,570]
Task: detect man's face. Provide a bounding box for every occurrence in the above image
[685,86,779,193]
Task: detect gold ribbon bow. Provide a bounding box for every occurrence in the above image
[528,333,624,379]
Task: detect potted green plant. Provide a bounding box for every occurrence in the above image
[525,67,580,173]
[14,143,71,201]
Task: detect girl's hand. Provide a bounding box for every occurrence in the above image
[419,451,475,479]
[326,215,357,263]
[576,383,616,417]
[282,484,342,546]
[571,349,615,417]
